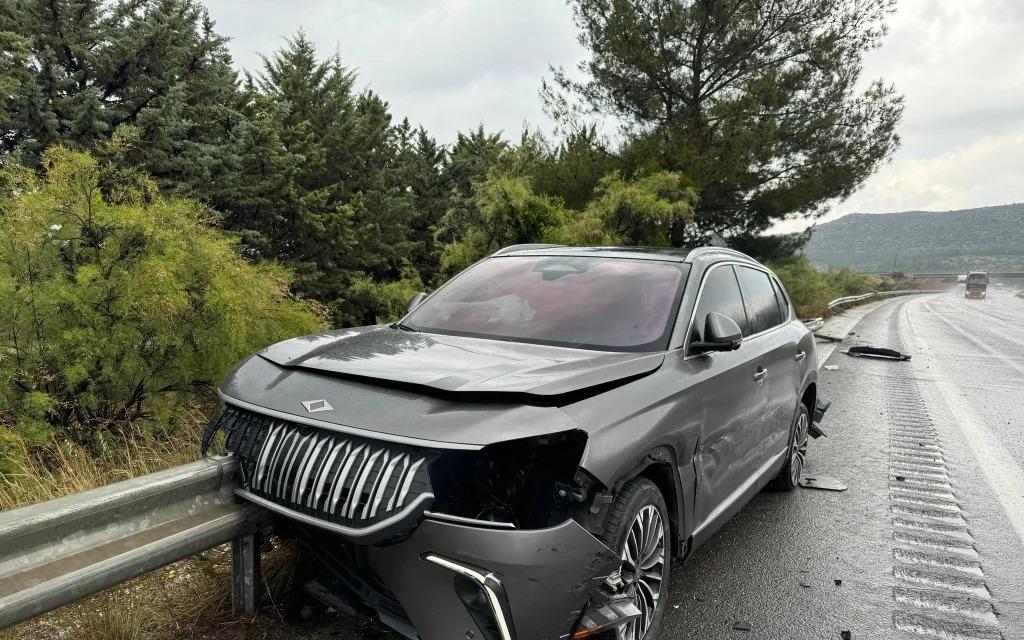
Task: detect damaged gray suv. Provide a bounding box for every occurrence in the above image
[203,245,826,640]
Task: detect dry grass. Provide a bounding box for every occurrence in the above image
[0,404,210,511]
[0,404,365,640]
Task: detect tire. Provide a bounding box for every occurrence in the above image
[600,477,671,640]
[772,402,810,492]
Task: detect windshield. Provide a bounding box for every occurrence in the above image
[967,273,987,284]
[403,256,690,351]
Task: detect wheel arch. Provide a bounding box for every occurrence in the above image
[608,446,686,558]
[801,381,817,413]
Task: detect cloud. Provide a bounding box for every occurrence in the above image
[204,0,1023,221]
[203,0,586,141]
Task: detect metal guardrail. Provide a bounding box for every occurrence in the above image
[0,456,269,630]
[801,289,946,330]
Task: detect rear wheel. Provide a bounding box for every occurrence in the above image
[600,477,671,640]
[772,403,810,492]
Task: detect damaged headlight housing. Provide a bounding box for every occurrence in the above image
[429,430,589,528]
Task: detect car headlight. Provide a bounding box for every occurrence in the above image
[429,430,589,529]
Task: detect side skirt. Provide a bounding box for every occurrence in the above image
[687,450,788,553]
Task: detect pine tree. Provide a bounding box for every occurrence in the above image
[0,0,244,200]
[545,0,904,247]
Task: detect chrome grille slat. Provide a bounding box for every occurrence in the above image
[396,458,425,508]
[361,450,391,519]
[218,407,433,533]
[308,439,346,509]
[293,434,331,504]
[346,448,384,519]
[276,432,313,498]
[369,453,405,518]
[254,422,285,489]
[329,445,366,515]
[262,426,299,493]
[385,456,411,514]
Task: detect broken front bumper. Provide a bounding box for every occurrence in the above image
[361,517,619,640]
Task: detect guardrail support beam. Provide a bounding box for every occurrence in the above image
[232,532,261,615]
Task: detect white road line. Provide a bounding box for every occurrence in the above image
[903,297,1024,546]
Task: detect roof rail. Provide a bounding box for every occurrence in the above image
[491,244,565,256]
[685,246,753,261]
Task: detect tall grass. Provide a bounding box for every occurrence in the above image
[0,404,317,640]
[0,407,205,511]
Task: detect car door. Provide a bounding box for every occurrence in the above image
[686,264,769,535]
[735,266,801,463]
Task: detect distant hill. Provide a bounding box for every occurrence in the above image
[802,204,1024,273]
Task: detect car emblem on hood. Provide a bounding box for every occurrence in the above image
[302,399,333,413]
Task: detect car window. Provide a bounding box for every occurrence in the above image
[736,266,785,334]
[771,277,791,321]
[690,265,749,343]
[404,256,690,352]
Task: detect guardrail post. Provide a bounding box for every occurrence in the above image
[231,532,261,614]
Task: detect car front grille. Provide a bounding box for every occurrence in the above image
[205,406,434,536]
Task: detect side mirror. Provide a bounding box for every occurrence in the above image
[406,292,428,313]
[691,312,742,353]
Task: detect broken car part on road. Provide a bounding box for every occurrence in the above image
[203,245,828,640]
[845,345,912,361]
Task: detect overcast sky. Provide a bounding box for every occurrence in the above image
[203,0,1024,228]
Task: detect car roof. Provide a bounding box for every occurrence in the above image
[491,244,759,265]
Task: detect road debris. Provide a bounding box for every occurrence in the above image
[815,333,845,343]
[845,345,911,360]
[824,365,839,371]
[799,476,847,491]
[732,621,752,631]
[834,579,843,586]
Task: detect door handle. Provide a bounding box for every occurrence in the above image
[795,350,806,363]
[753,366,768,382]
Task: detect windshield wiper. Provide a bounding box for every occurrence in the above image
[394,322,418,332]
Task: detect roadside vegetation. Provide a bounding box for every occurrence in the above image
[769,256,893,318]
[0,0,903,636]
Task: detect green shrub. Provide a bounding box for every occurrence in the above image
[0,149,325,450]
[768,255,836,318]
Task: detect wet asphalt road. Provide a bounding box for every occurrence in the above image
[663,292,1024,639]
[310,293,1024,640]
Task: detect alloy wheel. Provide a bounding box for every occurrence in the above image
[789,411,810,486]
[617,505,666,640]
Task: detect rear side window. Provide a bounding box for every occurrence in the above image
[771,277,791,321]
[736,266,785,334]
[691,265,749,341]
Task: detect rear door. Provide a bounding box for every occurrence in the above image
[735,266,801,464]
[687,264,768,531]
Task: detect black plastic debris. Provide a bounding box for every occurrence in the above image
[842,631,852,640]
[733,621,752,631]
[845,345,911,361]
[895,475,907,482]
[799,476,847,491]
[815,333,845,343]
[834,579,843,586]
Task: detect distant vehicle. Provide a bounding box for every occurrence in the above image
[956,274,967,296]
[966,271,989,300]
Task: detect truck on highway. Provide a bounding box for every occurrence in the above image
[966,271,989,300]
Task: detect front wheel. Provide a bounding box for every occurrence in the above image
[772,403,810,491]
[600,477,671,640]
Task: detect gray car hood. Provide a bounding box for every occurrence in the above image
[256,325,665,398]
